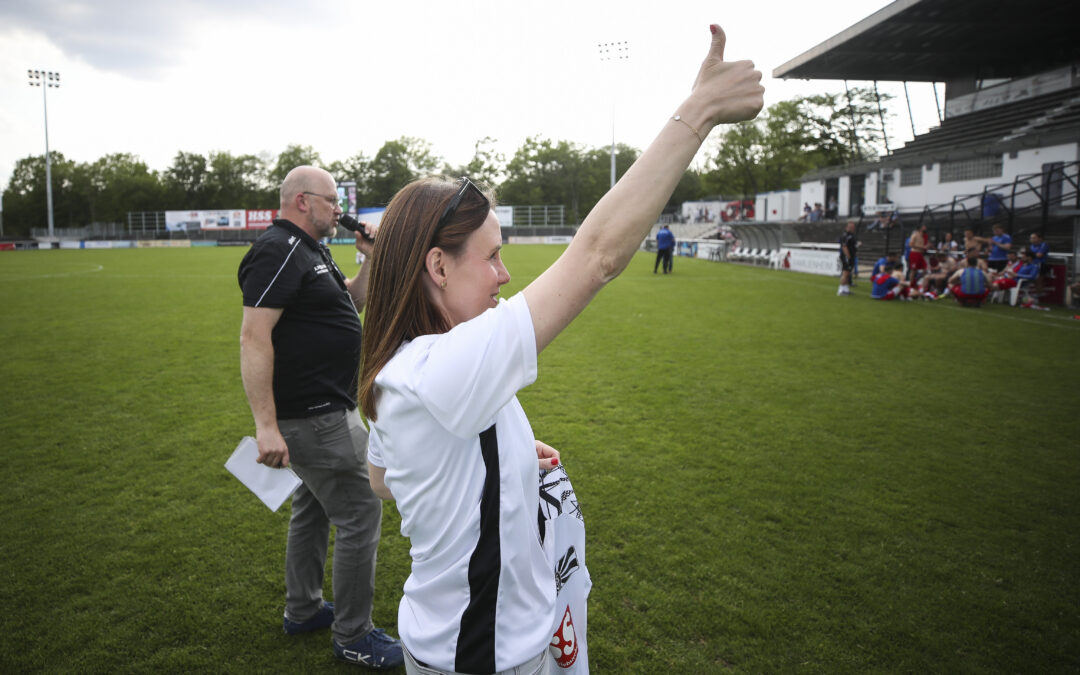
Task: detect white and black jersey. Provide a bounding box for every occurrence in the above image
[237,219,361,419]
[368,293,555,674]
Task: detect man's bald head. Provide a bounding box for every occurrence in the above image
[279,165,341,239]
[280,166,335,209]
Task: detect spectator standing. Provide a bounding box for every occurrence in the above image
[978,224,1012,272]
[237,166,402,669]
[907,223,930,283]
[655,224,676,274]
[837,221,857,296]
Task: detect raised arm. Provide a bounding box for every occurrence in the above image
[522,25,763,352]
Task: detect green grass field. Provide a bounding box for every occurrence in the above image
[1,245,1078,674]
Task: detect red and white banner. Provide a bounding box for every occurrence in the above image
[245,209,279,230]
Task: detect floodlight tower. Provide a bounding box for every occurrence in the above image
[27,69,60,239]
[597,41,629,189]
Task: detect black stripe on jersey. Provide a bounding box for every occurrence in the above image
[455,424,501,674]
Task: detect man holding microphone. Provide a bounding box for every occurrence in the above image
[238,165,402,669]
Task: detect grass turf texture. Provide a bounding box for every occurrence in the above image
[1,245,1077,674]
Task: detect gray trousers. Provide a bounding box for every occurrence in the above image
[279,407,382,646]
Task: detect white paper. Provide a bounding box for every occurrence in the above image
[225,436,302,512]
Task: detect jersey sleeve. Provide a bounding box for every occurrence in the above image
[411,293,538,438]
[367,425,385,468]
[239,238,304,309]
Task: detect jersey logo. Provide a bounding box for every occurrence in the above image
[550,605,580,668]
[538,465,583,545]
[555,546,580,593]
[288,235,296,245]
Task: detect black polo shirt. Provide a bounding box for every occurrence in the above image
[839,230,857,260]
[238,219,362,419]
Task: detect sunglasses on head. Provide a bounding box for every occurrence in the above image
[435,177,488,232]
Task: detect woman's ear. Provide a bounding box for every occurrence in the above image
[425,247,447,290]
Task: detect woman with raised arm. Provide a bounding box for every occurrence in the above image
[359,25,763,675]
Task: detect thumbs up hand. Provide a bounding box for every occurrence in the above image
[691,24,765,125]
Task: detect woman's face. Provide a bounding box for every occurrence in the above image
[440,210,511,326]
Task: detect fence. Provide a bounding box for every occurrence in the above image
[509,205,565,227]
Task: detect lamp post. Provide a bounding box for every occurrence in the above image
[27,69,60,239]
[597,41,629,189]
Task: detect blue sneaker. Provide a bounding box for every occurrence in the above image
[283,602,334,635]
[333,628,404,669]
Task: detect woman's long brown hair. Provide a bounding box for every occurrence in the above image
[359,176,493,421]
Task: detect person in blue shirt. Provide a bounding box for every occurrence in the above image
[1015,252,1040,282]
[654,224,676,274]
[871,263,909,300]
[1028,231,1051,295]
[977,224,1012,272]
[872,252,900,277]
[947,256,991,307]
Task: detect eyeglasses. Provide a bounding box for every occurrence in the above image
[435,177,488,232]
[302,191,340,208]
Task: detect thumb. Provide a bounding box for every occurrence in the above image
[709,24,726,61]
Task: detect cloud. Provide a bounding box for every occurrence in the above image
[0,0,328,78]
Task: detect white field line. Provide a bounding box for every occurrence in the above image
[0,264,104,282]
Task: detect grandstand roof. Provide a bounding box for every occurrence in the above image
[773,0,1080,82]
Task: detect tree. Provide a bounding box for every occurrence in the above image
[202,151,273,208]
[704,88,893,197]
[498,138,643,223]
[326,152,374,204]
[1,152,77,236]
[800,86,893,164]
[445,137,506,190]
[163,151,209,209]
[269,144,322,187]
[76,153,164,224]
[367,137,442,206]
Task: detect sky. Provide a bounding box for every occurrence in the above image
[0,0,946,199]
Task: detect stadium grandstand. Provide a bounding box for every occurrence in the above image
[707,0,1079,305]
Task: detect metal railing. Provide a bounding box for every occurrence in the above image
[913,160,1079,233]
[509,205,565,227]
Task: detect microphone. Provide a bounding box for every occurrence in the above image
[338,214,375,241]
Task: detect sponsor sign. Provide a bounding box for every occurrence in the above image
[356,207,385,227]
[339,182,358,216]
[246,209,278,230]
[945,67,1075,119]
[137,240,192,248]
[779,247,841,276]
[507,236,574,245]
[166,209,245,231]
[495,205,513,227]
